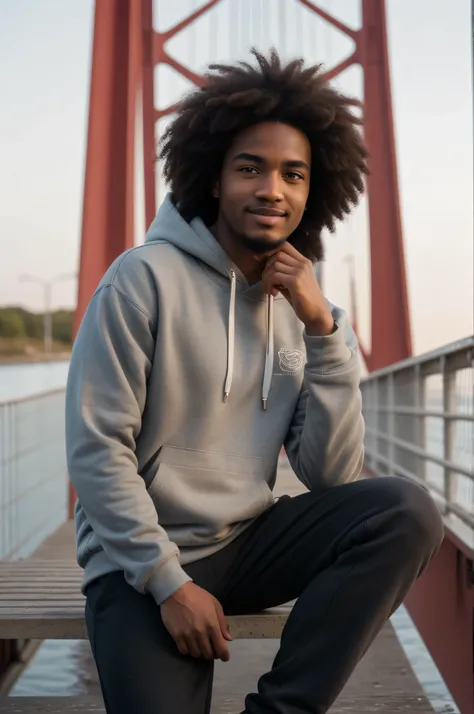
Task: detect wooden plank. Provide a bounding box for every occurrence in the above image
[0,609,290,641]
[0,694,436,712]
[0,555,292,641]
[0,618,87,640]
[0,623,436,711]
[0,591,82,598]
[0,563,79,568]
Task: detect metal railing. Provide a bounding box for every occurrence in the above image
[361,336,474,540]
[1,338,473,557]
[0,389,68,560]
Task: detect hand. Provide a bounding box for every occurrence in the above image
[262,243,334,336]
[160,582,232,661]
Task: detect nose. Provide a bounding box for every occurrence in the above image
[254,171,284,203]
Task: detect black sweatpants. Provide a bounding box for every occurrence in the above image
[85,476,443,714]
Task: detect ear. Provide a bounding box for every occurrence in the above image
[212,183,219,198]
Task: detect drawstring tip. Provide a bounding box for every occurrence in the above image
[223,392,229,404]
[262,398,267,410]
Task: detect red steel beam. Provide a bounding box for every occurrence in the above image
[142,0,156,228]
[71,0,224,517]
[405,531,474,714]
[70,0,142,518]
[359,0,412,370]
[74,0,133,335]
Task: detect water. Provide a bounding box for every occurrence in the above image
[0,360,69,402]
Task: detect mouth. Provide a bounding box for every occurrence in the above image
[247,207,288,227]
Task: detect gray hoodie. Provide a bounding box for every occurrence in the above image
[66,194,364,605]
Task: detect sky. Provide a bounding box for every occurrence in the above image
[0,0,472,355]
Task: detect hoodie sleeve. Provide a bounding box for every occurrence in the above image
[66,279,191,605]
[284,306,365,492]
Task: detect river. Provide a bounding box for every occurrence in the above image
[0,360,70,402]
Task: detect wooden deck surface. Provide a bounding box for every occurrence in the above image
[1,461,435,712]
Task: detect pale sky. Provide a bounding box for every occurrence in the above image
[0,0,472,355]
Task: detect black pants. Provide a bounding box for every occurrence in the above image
[85,477,443,714]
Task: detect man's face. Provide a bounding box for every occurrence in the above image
[217,121,311,254]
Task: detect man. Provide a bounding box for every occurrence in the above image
[66,50,443,714]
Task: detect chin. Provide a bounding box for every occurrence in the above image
[238,232,288,255]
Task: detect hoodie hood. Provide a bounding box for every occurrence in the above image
[146,193,269,300]
[146,193,275,407]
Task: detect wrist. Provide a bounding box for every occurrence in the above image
[161,581,193,606]
[305,315,335,337]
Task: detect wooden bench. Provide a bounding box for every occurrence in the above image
[0,560,293,710]
[0,561,438,713]
[0,560,290,641]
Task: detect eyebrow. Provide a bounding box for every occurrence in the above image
[232,152,310,171]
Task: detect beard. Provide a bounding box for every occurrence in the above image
[236,232,288,254]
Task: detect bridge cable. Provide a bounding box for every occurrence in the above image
[188,0,197,73]
[278,0,286,58]
[209,0,218,62]
[325,0,332,69]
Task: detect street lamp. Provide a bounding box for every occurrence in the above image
[19,273,77,354]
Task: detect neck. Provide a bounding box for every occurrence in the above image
[212,218,269,285]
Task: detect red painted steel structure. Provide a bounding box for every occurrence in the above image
[405,531,474,714]
[70,2,473,712]
[75,0,412,371]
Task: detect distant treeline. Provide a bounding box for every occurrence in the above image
[0,307,74,344]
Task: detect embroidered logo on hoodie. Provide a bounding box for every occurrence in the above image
[277,348,304,375]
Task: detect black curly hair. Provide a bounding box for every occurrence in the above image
[159,49,369,262]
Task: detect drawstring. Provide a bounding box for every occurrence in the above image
[262,294,274,410]
[223,270,236,403]
[223,269,274,410]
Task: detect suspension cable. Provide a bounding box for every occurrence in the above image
[209,0,218,62]
[278,0,286,57]
[188,0,196,71]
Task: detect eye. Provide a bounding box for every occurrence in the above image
[285,171,304,181]
[239,166,259,174]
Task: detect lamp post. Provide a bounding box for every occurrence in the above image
[19,273,77,354]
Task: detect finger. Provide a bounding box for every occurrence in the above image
[197,630,215,661]
[263,272,293,297]
[209,627,231,662]
[185,634,202,659]
[267,272,294,291]
[262,270,293,297]
[275,251,301,268]
[269,260,296,276]
[265,251,299,270]
[261,271,280,297]
[176,637,189,657]
[262,261,294,281]
[215,601,233,641]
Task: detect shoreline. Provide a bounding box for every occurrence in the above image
[0,352,71,366]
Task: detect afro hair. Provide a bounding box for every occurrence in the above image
[159,49,369,261]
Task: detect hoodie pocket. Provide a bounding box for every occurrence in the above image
[147,446,272,547]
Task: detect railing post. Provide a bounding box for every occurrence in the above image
[373,378,379,473]
[442,356,457,507]
[414,364,426,483]
[387,374,395,475]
